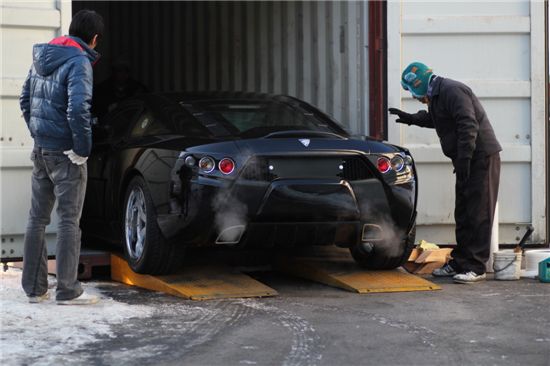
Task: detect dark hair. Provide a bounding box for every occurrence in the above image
[69,10,104,44]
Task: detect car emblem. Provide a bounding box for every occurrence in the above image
[299,139,310,147]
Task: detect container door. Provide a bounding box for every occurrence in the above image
[0,1,72,260]
[387,1,547,244]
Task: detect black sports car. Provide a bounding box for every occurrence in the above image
[82,92,417,274]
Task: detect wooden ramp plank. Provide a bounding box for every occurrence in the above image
[275,248,441,294]
[111,255,278,300]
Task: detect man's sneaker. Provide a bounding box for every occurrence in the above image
[28,292,50,304]
[432,263,457,277]
[57,291,99,305]
[453,271,486,284]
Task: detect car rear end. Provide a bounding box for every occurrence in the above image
[163,94,417,267]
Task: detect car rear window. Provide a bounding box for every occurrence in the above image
[179,100,343,138]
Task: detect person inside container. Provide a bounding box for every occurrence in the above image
[93,58,149,118]
[389,62,502,284]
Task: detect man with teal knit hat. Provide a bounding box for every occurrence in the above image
[389,62,502,284]
[400,62,433,100]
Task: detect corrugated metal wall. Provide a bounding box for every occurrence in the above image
[76,1,370,134]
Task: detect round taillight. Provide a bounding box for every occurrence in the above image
[184,155,196,167]
[391,155,405,172]
[219,158,235,174]
[198,156,215,173]
[377,157,391,173]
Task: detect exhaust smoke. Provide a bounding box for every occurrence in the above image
[211,190,249,244]
[360,201,406,258]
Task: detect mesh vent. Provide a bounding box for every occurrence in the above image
[240,156,372,181]
[340,156,372,181]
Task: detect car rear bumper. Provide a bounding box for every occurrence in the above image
[159,172,415,248]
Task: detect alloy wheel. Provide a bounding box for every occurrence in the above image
[125,187,147,260]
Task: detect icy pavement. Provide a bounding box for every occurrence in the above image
[1,265,548,366]
[0,266,325,366]
[0,267,154,365]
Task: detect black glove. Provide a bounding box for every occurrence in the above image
[454,158,471,182]
[388,108,414,125]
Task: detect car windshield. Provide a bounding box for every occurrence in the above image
[179,100,345,138]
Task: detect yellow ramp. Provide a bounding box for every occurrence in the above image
[275,248,441,294]
[111,254,278,300]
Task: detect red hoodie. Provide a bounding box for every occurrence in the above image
[48,36,84,51]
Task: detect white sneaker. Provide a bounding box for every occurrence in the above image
[28,292,50,303]
[57,291,99,305]
[453,271,486,284]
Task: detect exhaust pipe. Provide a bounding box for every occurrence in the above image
[357,224,384,255]
[215,225,246,245]
[362,224,383,242]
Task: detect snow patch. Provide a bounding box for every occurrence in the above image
[0,268,155,364]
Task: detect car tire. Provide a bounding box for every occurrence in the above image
[123,176,184,274]
[350,224,416,270]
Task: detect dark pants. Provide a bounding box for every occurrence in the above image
[22,148,87,301]
[450,153,500,275]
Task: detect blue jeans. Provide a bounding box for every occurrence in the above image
[22,147,87,301]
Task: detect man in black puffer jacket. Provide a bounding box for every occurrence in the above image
[389,62,502,284]
[19,10,103,304]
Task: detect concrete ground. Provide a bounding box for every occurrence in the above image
[2,250,549,366]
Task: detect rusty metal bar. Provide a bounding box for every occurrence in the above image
[368,0,387,140]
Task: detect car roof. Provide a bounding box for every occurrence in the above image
[110,91,349,139]
[145,91,303,105]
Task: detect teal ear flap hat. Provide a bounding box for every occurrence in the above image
[401,62,433,98]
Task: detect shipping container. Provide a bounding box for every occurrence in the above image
[0,0,547,261]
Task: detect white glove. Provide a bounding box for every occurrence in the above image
[63,150,88,165]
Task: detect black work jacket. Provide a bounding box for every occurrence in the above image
[411,77,502,161]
